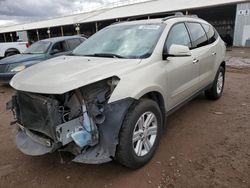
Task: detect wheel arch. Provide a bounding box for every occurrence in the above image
[139,91,166,125]
[212,60,226,81]
[220,61,226,71]
[5,48,20,56]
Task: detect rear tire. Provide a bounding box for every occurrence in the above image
[116,99,163,169]
[205,66,225,100]
[5,51,18,57]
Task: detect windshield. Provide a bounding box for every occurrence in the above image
[24,41,51,54]
[73,24,165,59]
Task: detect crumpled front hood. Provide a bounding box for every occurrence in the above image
[11,55,141,94]
[0,54,46,65]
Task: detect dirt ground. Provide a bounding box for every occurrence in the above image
[0,49,250,188]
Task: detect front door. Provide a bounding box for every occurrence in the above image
[163,22,200,109]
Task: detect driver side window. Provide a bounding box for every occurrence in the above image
[165,23,192,52]
[51,41,68,54]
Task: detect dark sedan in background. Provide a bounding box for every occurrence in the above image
[0,35,85,84]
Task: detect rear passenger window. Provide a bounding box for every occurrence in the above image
[165,23,192,51]
[202,24,218,44]
[67,39,82,50]
[186,22,208,49]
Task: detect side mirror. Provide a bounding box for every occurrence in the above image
[50,49,60,55]
[163,44,191,60]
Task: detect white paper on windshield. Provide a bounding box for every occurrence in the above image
[138,25,161,30]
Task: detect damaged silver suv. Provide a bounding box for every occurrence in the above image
[7,15,226,169]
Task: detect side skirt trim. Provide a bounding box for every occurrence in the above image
[166,83,213,117]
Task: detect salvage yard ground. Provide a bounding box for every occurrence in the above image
[0,48,250,188]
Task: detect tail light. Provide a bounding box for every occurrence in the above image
[26,43,30,48]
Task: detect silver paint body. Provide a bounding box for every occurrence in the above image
[10,17,226,113]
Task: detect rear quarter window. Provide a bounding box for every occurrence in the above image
[186,22,208,49]
[202,24,218,44]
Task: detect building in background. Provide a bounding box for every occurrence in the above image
[0,0,249,47]
[234,2,250,46]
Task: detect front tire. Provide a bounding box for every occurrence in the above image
[116,99,163,169]
[205,66,225,100]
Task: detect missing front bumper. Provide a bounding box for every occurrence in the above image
[8,78,134,164]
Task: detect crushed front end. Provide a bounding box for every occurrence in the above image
[7,77,133,164]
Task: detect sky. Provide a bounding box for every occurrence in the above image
[0,0,125,26]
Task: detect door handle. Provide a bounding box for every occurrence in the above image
[193,59,199,64]
[212,52,217,56]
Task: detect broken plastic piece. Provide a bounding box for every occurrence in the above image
[71,109,93,148]
[71,130,92,148]
[16,130,53,156]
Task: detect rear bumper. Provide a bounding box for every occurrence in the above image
[0,73,16,84]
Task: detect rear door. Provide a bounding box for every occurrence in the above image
[186,22,214,88]
[164,22,200,109]
[201,23,220,84]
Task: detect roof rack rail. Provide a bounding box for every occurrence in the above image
[111,12,199,25]
[161,12,184,20]
[126,12,184,22]
[162,12,199,21]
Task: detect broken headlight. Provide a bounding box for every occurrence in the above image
[55,76,120,149]
[9,76,120,156]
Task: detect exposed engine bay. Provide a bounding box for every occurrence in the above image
[7,77,133,164]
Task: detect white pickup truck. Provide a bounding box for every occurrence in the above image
[0,41,29,58]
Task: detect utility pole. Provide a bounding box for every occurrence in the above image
[36,29,40,41]
[47,28,51,38]
[3,33,6,42]
[61,26,64,36]
[95,22,98,33]
[10,33,13,42]
[75,24,80,35]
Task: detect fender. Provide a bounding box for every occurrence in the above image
[109,83,168,111]
[133,85,166,101]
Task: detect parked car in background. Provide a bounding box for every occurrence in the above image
[0,36,86,84]
[0,41,29,58]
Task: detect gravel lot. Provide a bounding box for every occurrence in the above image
[0,48,250,188]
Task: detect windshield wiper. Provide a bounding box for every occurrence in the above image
[85,53,125,59]
[23,52,44,54]
[67,52,81,56]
